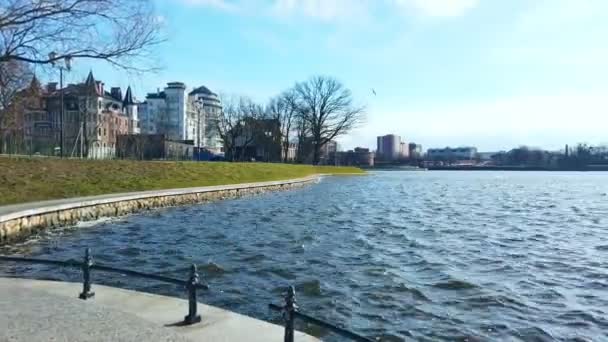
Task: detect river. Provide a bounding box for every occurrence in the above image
[2,171,608,341]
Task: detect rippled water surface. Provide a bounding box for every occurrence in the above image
[3,171,608,341]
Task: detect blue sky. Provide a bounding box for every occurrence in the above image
[59,0,608,152]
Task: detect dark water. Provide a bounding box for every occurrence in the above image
[2,171,608,341]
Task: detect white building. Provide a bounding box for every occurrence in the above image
[427,147,478,160]
[188,86,223,153]
[140,82,223,152]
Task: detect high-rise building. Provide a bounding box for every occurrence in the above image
[409,143,422,159]
[399,142,409,159]
[377,134,401,161]
[140,83,223,152]
[188,86,223,153]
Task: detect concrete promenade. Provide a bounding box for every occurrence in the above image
[0,277,319,342]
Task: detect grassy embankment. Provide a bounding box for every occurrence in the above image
[0,157,364,206]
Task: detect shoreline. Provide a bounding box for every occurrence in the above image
[0,175,325,244]
[427,166,608,171]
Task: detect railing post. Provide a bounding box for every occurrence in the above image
[284,285,297,342]
[79,248,95,299]
[184,264,202,325]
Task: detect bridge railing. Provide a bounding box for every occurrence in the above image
[1,248,372,341]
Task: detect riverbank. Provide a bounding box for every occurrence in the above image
[0,176,327,244]
[0,157,363,206]
[427,165,608,171]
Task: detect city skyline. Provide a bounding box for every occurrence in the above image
[37,0,608,152]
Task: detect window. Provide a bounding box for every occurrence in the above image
[98,128,101,135]
[103,128,107,136]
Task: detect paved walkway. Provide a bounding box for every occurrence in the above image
[0,277,319,342]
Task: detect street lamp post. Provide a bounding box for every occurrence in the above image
[195,99,204,161]
[49,52,72,158]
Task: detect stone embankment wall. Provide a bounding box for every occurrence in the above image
[0,177,318,244]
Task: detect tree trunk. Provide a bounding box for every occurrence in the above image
[312,143,321,165]
[282,138,289,163]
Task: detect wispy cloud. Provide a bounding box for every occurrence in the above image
[177,0,240,12]
[173,0,479,20]
[271,0,371,21]
[392,0,479,17]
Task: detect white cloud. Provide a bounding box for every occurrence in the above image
[271,0,370,21]
[393,0,479,17]
[174,0,479,20]
[177,0,240,12]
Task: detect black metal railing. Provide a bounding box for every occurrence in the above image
[1,248,372,341]
[269,286,374,342]
[0,248,208,325]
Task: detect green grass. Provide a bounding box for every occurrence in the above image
[0,157,364,206]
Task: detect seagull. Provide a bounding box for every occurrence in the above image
[372,88,377,96]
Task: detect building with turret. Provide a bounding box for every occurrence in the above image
[22,71,139,158]
[188,85,222,153]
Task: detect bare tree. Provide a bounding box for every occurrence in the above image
[293,76,365,165]
[0,60,33,153]
[268,89,297,162]
[216,95,240,162]
[294,113,310,163]
[0,0,163,71]
[217,95,264,162]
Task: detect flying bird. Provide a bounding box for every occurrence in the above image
[372,88,377,96]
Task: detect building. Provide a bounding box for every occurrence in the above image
[377,134,401,161]
[320,140,338,164]
[230,118,282,162]
[333,147,375,167]
[13,76,50,155]
[188,86,223,153]
[140,82,223,153]
[139,82,187,141]
[282,142,297,162]
[408,143,422,159]
[23,71,138,158]
[116,134,193,160]
[399,142,409,159]
[426,147,478,161]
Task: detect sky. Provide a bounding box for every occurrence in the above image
[56,0,608,152]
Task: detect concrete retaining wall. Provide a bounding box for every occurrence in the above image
[0,176,320,244]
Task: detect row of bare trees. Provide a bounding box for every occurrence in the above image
[217,76,365,164]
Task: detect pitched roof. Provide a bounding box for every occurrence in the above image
[84,70,100,96]
[146,91,166,99]
[123,86,135,106]
[29,75,41,91]
[189,85,216,96]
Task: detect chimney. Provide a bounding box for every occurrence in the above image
[111,87,122,101]
[96,81,104,95]
[47,82,58,92]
